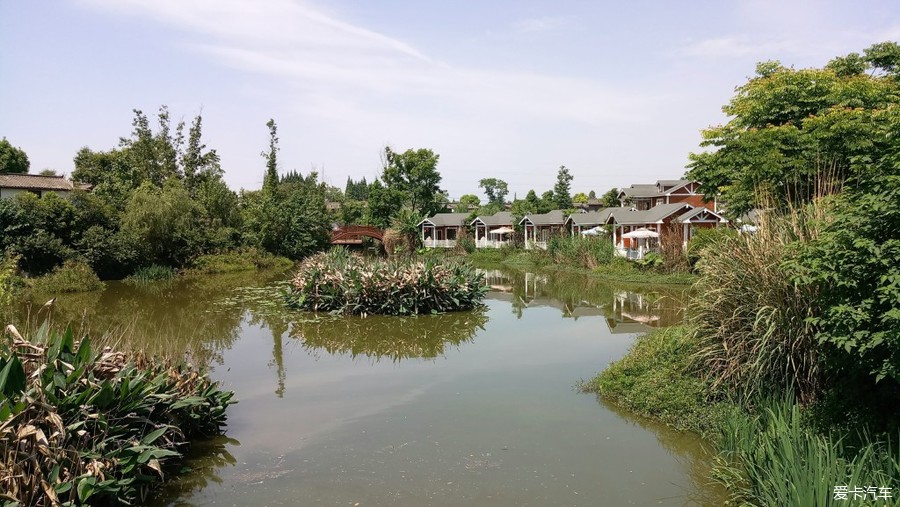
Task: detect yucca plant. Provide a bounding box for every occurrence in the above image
[287,249,487,316]
[0,324,234,506]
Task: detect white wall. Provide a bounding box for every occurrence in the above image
[0,188,72,199]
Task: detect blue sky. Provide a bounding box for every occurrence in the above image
[2,1,899,199]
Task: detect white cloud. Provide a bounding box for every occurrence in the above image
[512,16,569,34]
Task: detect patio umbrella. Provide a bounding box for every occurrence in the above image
[580,226,606,236]
[622,228,659,239]
[489,227,515,235]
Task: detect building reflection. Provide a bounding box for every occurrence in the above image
[479,268,686,333]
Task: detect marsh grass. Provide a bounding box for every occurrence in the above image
[690,201,829,405]
[546,235,614,269]
[0,323,234,506]
[189,249,293,275]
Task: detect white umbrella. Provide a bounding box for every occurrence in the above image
[580,226,606,236]
[622,228,659,239]
[489,227,515,235]
[740,224,758,233]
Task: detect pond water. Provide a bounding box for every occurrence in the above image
[9,267,724,506]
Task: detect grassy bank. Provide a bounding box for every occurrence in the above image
[466,246,697,285]
[0,325,235,506]
[188,249,293,275]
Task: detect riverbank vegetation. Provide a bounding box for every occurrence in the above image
[287,248,486,316]
[0,325,234,505]
[586,42,900,506]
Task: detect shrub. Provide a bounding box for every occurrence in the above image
[287,248,487,315]
[787,176,900,386]
[0,256,16,306]
[30,260,104,294]
[690,203,826,405]
[686,226,738,267]
[0,325,235,505]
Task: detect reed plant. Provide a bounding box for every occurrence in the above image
[124,264,178,284]
[287,248,486,315]
[546,235,615,269]
[713,397,899,507]
[690,202,827,405]
[0,324,234,506]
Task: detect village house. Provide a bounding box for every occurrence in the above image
[618,179,716,212]
[0,173,89,199]
[470,211,514,249]
[605,203,728,259]
[417,212,469,248]
[519,210,567,250]
[564,207,618,236]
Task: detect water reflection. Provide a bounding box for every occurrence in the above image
[290,311,488,362]
[480,268,688,333]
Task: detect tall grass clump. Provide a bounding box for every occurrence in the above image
[0,256,16,307]
[125,264,178,284]
[29,260,104,294]
[690,202,828,405]
[546,235,614,269]
[288,248,487,315]
[713,397,899,506]
[0,324,235,506]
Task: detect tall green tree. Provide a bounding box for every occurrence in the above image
[381,147,444,217]
[456,194,481,212]
[0,137,30,174]
[573,192,588,204]
[365,179,404,229]
[262,119,279,196]
[478,178,509,207]
[553,165,573,209]
[182,113,222,196]
[600,187,620,207]
[687,42,900,216]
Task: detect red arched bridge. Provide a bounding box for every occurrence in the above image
[331,225,385,245]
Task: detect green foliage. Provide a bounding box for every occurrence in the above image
[712,397,899,507]
[338,199,366,225]
[0,326,234,505]
[599,187,620,207]
[691,205,825,404]
[634,251,662,268]
[0,137,30,174]
[241,174,331,259]
[478,178,508,207]
[572,192,588,204]
[787,176,900,385]
[30,260,104,294]
[584,326,738,438]
[364,179,404,229]
[288,248,487,315]
[688,42,900,216]
[189,249,292,274]
[0,256,16,306]
[124,264,177,284]
[455,193,481,212]
[553,165,573,210]
[381,146,445,217]
[344,176,369,200]
[120,180,206,266]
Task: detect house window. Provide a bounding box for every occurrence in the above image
[447,228,457,240]
[656,198,663,206]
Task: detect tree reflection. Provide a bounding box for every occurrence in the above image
[290,310,488,362]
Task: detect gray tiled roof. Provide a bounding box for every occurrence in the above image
[619,184,658,198]
[520,210,566,226]
[0,173,77,191]
[607,203,693,225]
[567,208,618,226]
[657,179,690,189]
[418,212,469,227]
[471,211,513,226]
